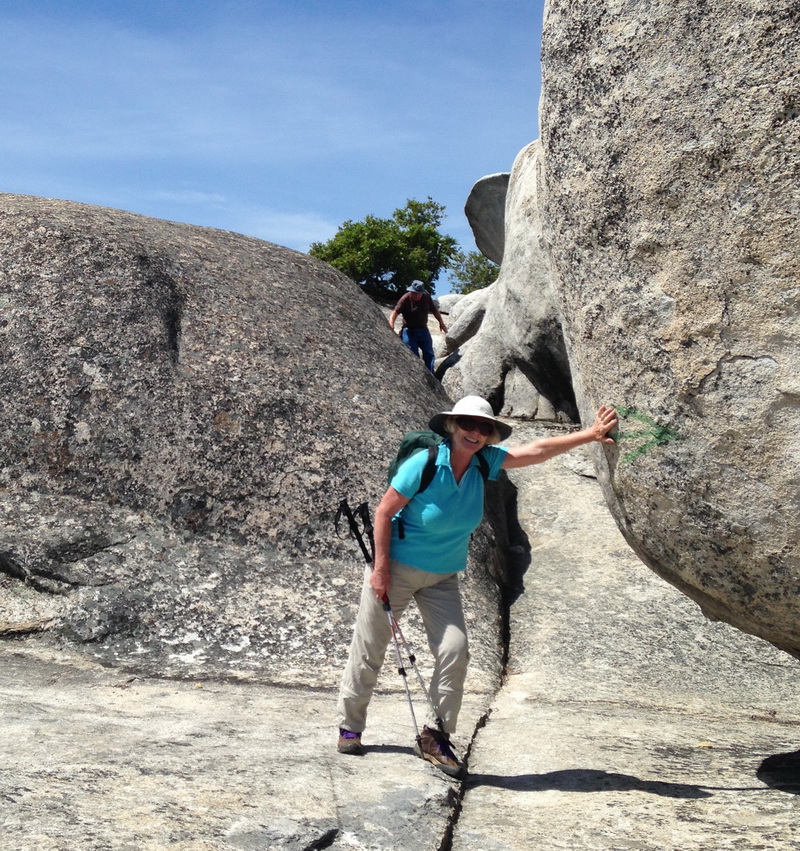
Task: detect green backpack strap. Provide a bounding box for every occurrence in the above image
[397,445,437,540]
[417,445,439,495]
[388,430,442,484]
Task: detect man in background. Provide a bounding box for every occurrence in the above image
[388,280,447,373]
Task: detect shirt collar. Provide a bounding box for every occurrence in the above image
[439,439,482,469]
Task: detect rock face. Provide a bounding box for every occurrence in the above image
[464,173,510,265]
[442,286,490,353]
[0,194,511,683]
[539,1,800,655]
[443,142,578,423]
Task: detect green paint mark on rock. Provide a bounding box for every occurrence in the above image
[615,406,678,463]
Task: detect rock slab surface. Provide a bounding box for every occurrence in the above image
[453,423,800,849]
[3,422,799,849]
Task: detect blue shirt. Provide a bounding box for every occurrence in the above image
[389,441,508,574]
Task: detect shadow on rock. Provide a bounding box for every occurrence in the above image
[434,349,461,381]
[465,769,714,799]
[757,750,800,794]
[366,744,417,756]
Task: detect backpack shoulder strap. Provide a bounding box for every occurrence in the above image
[397,445,438,541]
[476,449,490,481]
[417,444,439,495]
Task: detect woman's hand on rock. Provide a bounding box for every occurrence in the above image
[592,405,619,443]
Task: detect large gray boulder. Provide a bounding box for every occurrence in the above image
[443,141,578,422]
[442,286,491,353]
[464,172,510,265]
[540,1,800,655]
[0,194,511,684]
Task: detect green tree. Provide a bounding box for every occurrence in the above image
[308,197,458,301]
[447,250,499,295]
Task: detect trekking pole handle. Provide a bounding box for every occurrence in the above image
[336,497,373,564]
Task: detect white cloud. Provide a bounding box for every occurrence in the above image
[214,206,340,252]
[132,188,340,251]
[149,189,229,207]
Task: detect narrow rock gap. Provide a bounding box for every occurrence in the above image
[439,710,493,851]
[0,534,135,596]
[0,553,26,582]
[135,253,185,365]
[438,473,529,850]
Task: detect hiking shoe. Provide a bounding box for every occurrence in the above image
[414,726,465,778]
[337,728,365,755]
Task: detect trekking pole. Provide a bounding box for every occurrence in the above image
[383,594,422,744]
[356,501,375,564]
[383,599,445,733]
[336,498,434,740]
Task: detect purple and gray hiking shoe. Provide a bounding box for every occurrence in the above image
[337,728,365,755]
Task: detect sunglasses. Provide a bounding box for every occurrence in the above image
[455,416,495,437]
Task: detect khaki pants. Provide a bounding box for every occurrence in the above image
[336,560,470,736]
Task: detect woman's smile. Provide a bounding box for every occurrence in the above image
[454,417,494,452]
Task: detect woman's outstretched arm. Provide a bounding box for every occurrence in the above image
[502,406,618,469]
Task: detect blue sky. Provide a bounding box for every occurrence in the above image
[0,0,544,292]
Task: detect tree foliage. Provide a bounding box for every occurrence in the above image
[447,250,499,294]
[308,198,458,301]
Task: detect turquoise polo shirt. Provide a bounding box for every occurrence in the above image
[389,441,508,574]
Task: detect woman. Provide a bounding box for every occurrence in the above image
[336,395,618,777]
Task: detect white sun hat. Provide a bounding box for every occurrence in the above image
[428,395,512,441]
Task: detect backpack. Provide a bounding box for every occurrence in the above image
[388,430,490,538]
